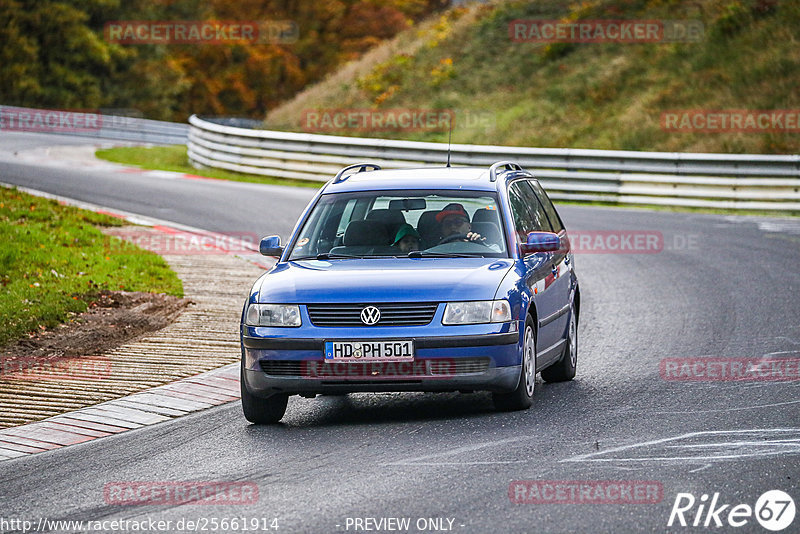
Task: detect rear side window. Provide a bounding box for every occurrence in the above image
[528,180,564,233]
[507,181,552,242]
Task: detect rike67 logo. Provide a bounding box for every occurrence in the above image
[668,490,795,531]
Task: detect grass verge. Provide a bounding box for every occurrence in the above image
[95,145,321,189]
[0,186,183,346]
[266,0,800,155]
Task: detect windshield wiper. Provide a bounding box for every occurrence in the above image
[291,253,365,260]
[291,252,485,260]
[407,251,484,258]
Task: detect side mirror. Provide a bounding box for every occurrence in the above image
[259,235,284,257]
[520,231,561,255]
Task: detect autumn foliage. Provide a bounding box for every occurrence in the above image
[0,0,447,121]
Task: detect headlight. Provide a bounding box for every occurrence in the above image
[245,304,301,327]
[443,300,512,325]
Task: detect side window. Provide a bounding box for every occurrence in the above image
[507,183,528,241]
[524,182,554,233]
[528,180,564,233]
[508,181,552,242]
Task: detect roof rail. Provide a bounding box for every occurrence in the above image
[333,163,382,183]
[488,161,523,182]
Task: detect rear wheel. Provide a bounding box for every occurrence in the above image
[493,317,535,411]
[541,305,577,383]
[240,368,288,424]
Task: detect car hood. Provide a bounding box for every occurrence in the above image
[254,258,514,303]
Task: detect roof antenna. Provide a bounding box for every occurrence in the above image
[446,112,452,168]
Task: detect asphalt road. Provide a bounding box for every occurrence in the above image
[1,131,799,534]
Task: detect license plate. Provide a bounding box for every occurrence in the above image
[324,340,414,362]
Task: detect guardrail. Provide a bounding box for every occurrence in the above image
[187,114,800,211]
[0,105,188,145]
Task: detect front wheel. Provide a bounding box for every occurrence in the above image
[241,368,288,424]
[493,317,535,411]
[541,305,577,383]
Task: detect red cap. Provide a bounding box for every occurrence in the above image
[436,203,469,223]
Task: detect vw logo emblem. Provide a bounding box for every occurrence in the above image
[360,306,381,326]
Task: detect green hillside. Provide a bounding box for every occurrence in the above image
[265,0,800,154]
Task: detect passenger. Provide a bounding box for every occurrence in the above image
[436,203,484,243]
[392,223,422,253]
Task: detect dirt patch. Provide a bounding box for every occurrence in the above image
[1,291,191,369]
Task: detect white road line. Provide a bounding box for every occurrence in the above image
[562,428,800,464]
[650,398,800,414]
[386,461,528,466]
[688,464,712,473]
[665,439,800,449]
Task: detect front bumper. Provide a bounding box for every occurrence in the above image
[241,329,522,396]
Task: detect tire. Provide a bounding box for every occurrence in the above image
[240,368,288,424]
[493,317,536,412]
[541,305,577,383]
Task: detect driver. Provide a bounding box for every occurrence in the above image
[435,203,484,243]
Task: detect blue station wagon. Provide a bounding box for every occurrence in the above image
[240,162,580,423]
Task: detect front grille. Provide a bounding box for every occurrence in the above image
[306,303,438,327]
[260,360,303,376]
[259,357,490,377]
[433,358,490,375]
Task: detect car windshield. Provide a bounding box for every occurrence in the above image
[287,189,508,260]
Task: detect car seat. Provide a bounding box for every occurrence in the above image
[417,210,441,248]
[365,209,406,238]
